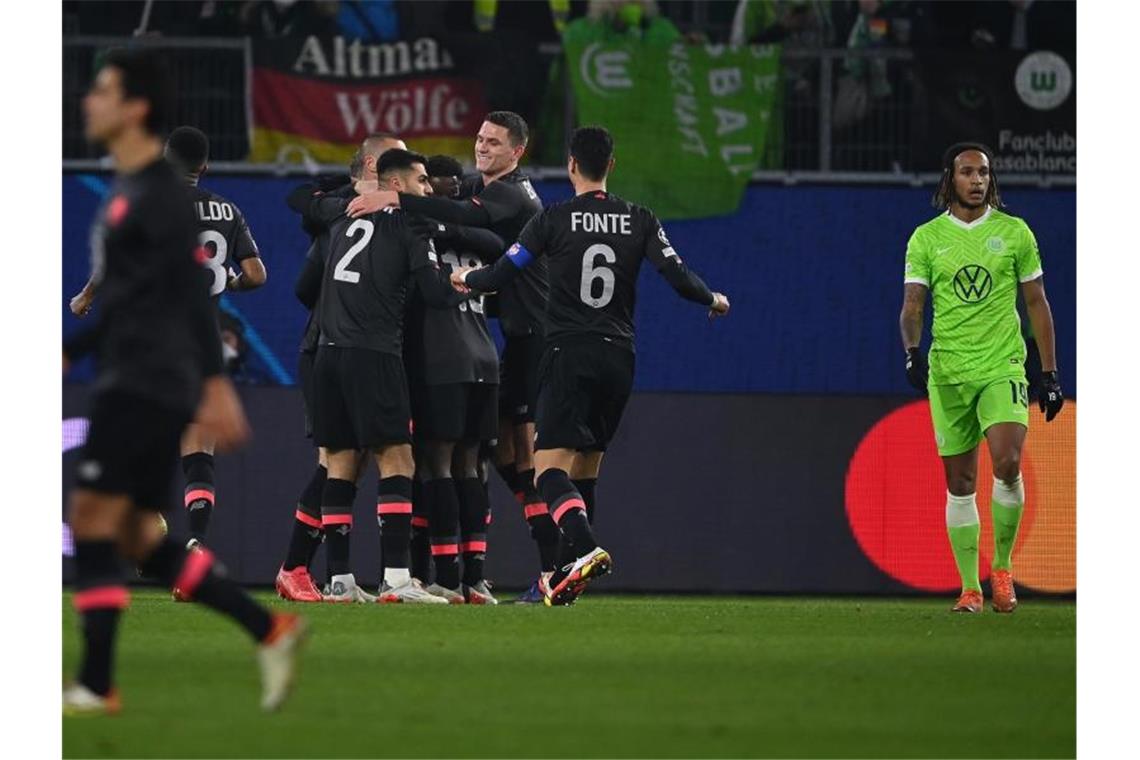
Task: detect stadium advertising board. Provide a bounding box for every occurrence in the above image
[564,31,781,220]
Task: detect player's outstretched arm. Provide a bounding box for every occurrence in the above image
[899,283,928,393]
[458,241,533,293]
[1021,276,1064,420]
[408,217,505,261]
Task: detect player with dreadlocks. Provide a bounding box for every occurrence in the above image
[898,142,1064,614]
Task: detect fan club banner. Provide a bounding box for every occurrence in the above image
[251,36,489,165]
[564,35,780,220]
[917,49,1075,173]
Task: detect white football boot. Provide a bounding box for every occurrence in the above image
[63,682,121,716]
[423,583,466,604]
[257,614,309,712]
[377,579,449,604]
[323,573,377,603]
[464,580,499,605]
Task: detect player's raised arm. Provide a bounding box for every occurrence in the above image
[408,216,505,260]
[643,215,728,317]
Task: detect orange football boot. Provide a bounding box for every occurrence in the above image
[952,589,984,613]
[990,569,1018,613]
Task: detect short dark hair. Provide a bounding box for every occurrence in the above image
[425,154,463,179]
[166,126,209,173]
[98,47,175,135]
[376,148,428,177]
[484,111,528,148]
[348,149,365,180]
[570,126,614,181]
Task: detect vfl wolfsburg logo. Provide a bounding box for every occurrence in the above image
[953,265,992,303]
[987,237,1005,252]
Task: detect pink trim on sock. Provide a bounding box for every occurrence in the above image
[551,498,586,524]
[411,516,430,528]
[184,489,215,506]
[294,510,322,529]
[460,540,488,553]
[430,543,459,555]
[376,501,413,515]
[524,502,549,519]
[74,586,130,612]
[321,514,353,526]
[173,547,215,599]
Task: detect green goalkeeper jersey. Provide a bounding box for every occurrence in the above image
[904,207,1043,385]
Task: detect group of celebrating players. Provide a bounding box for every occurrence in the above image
[63,44,1065,716]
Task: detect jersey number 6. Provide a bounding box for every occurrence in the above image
[580,244,616,309]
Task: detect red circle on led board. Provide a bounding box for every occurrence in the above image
[844,401,1037,592]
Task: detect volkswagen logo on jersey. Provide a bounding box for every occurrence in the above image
[952,265,993,303]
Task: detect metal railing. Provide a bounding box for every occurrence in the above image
[62,37,1075,188]
[63,36,251,161]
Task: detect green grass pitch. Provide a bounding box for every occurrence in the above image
[63,591,1075,758]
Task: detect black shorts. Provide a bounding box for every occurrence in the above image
[75,390,191,510]
[298,350,316,440]
[313,347,412,450]
[499,334,544,423]
[535,338,635,453]
[413,382,498,442]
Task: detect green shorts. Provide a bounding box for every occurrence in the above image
[928,375,1030,457]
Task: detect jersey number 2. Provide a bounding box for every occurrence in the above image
[198,230,228,296]
[580,244,616,309]
[335,219,374,283]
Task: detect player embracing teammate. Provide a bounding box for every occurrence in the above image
[899,143,1064,614]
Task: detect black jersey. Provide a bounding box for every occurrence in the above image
[313,200,441,356]
[405,238,499,386]
[63,159,223,413]
[296,231,330,354]
[403,168,546,337]
[469,191,715,351]
[189,185,259,301]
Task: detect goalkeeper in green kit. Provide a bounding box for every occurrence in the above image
[898,143,1065,614]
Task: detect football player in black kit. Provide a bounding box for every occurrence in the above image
[348,112,561,601]
[404,154,506,604]
[275,152,377,602]
[62,49,305,715]
[303,149,465,604]
[70,125,269,554]
[451,126,731,606]
[165,126,267,550]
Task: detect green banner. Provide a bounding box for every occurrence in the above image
[564,30,780,220]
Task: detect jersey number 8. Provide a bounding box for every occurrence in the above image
[198,230,229,297]
[580,244,616,309]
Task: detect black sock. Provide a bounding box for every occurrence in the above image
[73,540,128,696]
[520,467,559,572]
[143,537,272,642]
[378,476,413,573]
[410,478,432,583]
[494,461,519,497]
[457,477,490,586]
[538,469,596,555]
[573,478,598,525]
[284,464,326,571]
[321,478,356,577]
[426,478,461,589]
[183,452,215,543]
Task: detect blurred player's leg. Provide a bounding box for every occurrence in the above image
[180,426,216,546]
[455,439,496,604]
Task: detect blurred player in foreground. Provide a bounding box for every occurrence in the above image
[451,126,730,605]
[63,49,304,715]
[899,142,1064,614]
